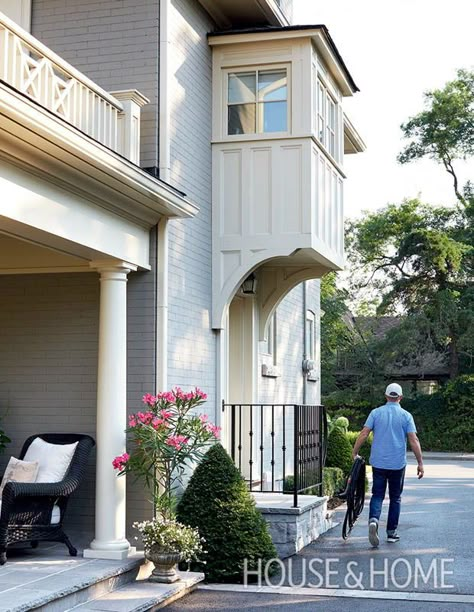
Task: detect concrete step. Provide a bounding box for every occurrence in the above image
[67,571,204,611]
[22,556,146,612]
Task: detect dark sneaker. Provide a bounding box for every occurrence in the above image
[387,531,400,543]
[368,519,379,547]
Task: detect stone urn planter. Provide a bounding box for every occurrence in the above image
[146,546,184,583]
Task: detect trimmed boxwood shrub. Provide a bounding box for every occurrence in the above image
[323,467,345,498]
[176,443,277,582]
[325,426,353,476]
[346,431,372,465]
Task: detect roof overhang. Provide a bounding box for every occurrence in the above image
[197,0,289,29]
[0,81,199,225]
[344,113,366,154]
[208,25,359,96]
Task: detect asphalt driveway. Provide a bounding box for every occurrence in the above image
[168,457,474,610]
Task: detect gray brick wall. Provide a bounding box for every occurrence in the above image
[258,280,321,407]
[0,262,156,536]
[257,279,321,485]
[0,273,99,534]
[31,0,159,168]
[166,0,216,413]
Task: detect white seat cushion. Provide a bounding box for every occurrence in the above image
[24,438,78,483]
[0,500,60,524]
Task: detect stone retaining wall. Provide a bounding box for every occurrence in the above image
[255,495,337,558]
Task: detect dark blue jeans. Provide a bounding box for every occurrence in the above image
[369,466,406,533]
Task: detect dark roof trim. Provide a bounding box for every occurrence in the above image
[208,24,359,93]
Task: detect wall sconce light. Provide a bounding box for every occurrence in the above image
[241,273,257,295]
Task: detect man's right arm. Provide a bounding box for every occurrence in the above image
[408,432,424,478]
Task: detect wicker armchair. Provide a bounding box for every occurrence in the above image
[0,433,95,564]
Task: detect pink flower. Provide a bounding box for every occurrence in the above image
[142,393,157,406]
[194,387,207,400]
[160,409,173,420]
[152,417,165,429]
[165,435,189,450]
[137,412,154,425]
[205,423,221,438]
[112,452,130,471]
[128,415,137,427]
[199,414,209,423]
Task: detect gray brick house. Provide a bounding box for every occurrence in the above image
[0,0,364,559]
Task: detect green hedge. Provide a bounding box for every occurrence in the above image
[325,426,353,475]
[322,467,345,498]
[403,375,474,452]
[327,375,474,453]
[176,444,277,582]
[346,431,372,465]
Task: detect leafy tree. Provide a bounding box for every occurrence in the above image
[347,199,473,378]
[398,68,474,206]
[347,70,474,378]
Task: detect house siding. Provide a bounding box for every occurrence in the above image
[0,273,99,534]
[0,261,156,536]
[166,0,217,415]
[31,0,159,168]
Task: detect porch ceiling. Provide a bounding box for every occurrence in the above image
[0,234,89,274]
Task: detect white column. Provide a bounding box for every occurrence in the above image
[84,260,136,560]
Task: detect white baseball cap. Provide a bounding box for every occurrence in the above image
[385,383,403,397]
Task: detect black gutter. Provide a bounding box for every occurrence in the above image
[208,24,359,93]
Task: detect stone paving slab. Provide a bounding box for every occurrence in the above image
[0,541,144,612]
[70,572,204,612]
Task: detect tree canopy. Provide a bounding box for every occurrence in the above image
[322,69,474,395]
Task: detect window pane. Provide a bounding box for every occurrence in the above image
[262,101,287,132]
[228,104,256,135]
[228,72,256,104]
[258,70,287,102]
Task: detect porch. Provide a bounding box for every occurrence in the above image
[0,538,202,611]
[0,10,197,563]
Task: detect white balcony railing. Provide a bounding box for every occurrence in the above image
[0,12,147,163]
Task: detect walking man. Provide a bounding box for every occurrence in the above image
[351,383,424,547]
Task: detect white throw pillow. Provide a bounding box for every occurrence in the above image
[24,438,78,483]
[0,457,39,496]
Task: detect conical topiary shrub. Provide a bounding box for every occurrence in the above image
[176,443,277,582]
[326,426,354,476]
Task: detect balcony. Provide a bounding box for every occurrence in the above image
[0,12,143,163]
[0,11,197,273]
[209,26,365,332]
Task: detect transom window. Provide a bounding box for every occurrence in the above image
[227,68,288,135]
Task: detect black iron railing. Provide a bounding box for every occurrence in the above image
[222,402,327,507]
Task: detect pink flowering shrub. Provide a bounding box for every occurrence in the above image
[113,387,220,519]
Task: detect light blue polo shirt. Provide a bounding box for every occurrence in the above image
[365,402,417,470]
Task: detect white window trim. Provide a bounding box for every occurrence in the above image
[262,313,280,378]
[223,63,292,140]
[306,309,316,361]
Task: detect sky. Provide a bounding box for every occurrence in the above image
[294,0,474,218]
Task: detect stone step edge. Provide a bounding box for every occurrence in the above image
[22,556,145,612]
[68,571,205,612]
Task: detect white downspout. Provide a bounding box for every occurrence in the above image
[156,0,171,392]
